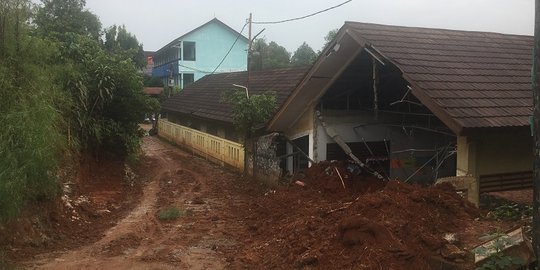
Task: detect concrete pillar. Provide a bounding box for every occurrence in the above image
[286,142,293,173]
[308,131,314,168]
[455,136,479,206]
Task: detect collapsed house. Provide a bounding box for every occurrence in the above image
[268,22,533,203]
[158,22,533,204]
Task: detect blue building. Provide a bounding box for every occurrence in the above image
[152,18,248,88]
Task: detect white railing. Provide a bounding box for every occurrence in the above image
[158,119,244,172]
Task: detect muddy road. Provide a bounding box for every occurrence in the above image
[12,135,521,270]
[24,136,256,269]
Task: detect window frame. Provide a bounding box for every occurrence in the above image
[183,41,196,61]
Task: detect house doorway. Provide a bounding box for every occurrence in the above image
[292,135,310,173]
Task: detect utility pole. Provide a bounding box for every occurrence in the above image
[247,13,252,90]
[533,0,540,266]
[247,13,256,179]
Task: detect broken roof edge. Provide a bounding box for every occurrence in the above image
[347,27,466,135]
[401,76,464,135]
[270,21,533,135]
[267,27,364,131]
[267,24,464,135]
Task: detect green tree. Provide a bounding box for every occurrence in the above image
[104,25,146,69]
[0,0,155,224]
[0,0,65,221]
[35,0,155,157]
[143,74,164,87]
[250,38,291,70]
[34,0,101,41]
[222,90,276,140]
[265,41,290,69]
[322,28,339,49]
[60,34,151,156]
[291,42,317,66]
[222,90,277,176]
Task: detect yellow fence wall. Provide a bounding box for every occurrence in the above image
[158,119,245,172]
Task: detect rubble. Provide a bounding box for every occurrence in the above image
[234,162,488,269]
[473,227,534,268]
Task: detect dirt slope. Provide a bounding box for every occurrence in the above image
[7,136,519,270]
[20,136,257,269]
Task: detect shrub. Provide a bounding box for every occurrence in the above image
[158,207,185,220]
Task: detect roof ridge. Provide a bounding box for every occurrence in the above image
[344,21,532,38]
[155,18,248,53]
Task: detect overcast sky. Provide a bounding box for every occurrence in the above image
[84,0,534,53]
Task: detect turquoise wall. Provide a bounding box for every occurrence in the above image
[180,21,248,82]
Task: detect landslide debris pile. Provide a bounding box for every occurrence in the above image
[236,162,479,270]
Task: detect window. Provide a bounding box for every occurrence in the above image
[183,73,194,87]
[183,41,196,61]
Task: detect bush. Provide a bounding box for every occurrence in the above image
[487,203,532,221]
[158,207,185,220]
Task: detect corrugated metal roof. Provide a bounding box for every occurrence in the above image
[346,22,533,131]
[161,67,309,124]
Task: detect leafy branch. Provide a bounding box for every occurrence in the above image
[222,89,276,140]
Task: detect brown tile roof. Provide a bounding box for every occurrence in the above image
[143,87,163,95]
[346,22,533,132]
[161,67,309,123]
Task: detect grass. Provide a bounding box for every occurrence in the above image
[157,207,186,220]
[488,203,532,221]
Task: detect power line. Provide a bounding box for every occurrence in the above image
[211,22,249,74]
[252,0,352,25]
[178,63,213,74]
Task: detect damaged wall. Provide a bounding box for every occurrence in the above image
[282,106,315,173]
[316,109,456,184]
[245,133,282,185]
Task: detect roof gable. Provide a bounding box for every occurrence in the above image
[269,22,533,134]
[156,18,248,53]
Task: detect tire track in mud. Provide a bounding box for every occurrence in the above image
[25,136,247,270]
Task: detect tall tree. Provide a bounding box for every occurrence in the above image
[104,25,146,69]
[265,41,291,69]
[250,38,290,70]
[0,0,65,221]
[34,0,101,41]
[291,42,317,66]
[35,0,154,157]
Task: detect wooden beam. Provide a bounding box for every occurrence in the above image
[372,59,379,121]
